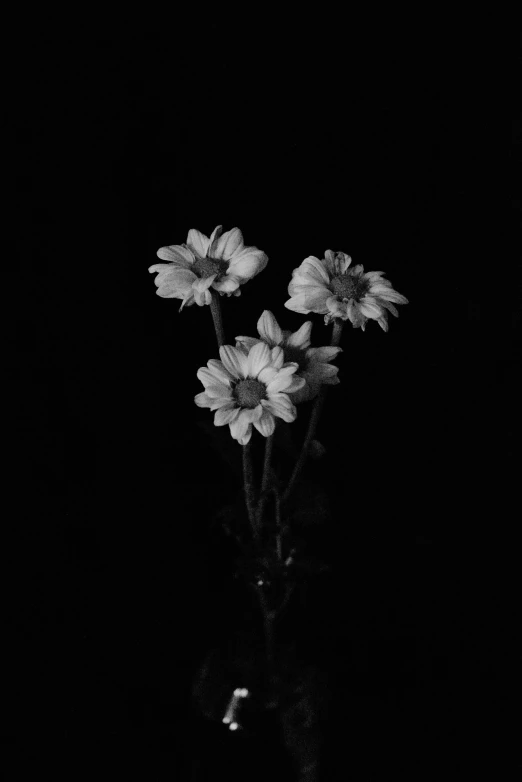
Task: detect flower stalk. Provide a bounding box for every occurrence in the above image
[209,290,225,348]
[242,441,259,543]
[282,319,344,506]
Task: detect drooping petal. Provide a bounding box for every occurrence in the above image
[253,409,276,437]
[214,406,241,426]
[377,299,399,317]
[229,410,251,441]
[186,228,211,258]
[155,245,195,267]
[375,289,409,304]
[286,320,312,349]
[257,310,283,346]
[213,275,241,293]
[359,299,384,319]
[368,282,395,295]
[236,426,253,445]
[210,227,244,260]
[219,345,248,379]
[246,341,272,378]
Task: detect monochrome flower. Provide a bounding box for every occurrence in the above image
[149,226,268,309]
[235,310,342,404]
[284,251,408,331]
[195,342,305,445]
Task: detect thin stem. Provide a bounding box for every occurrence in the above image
[281,318,344,506]
[256,431,274,526]
[242,441,259,543]
[209,290,225,348]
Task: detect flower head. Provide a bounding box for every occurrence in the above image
[235,310,342,404]
[284,250,408,331]
[195,342,305,445]
[149,226,268,309]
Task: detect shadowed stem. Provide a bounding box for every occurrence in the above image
[242,441,259,543]
[209,290,225,348]
[282,318,344,506]
[256,430,275,527]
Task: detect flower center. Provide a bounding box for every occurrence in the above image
[191,256,228,280]
[233,378,266,409]
[283,345,307,372]
[331,273,368,302]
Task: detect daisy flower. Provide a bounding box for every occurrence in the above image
[194,342,305,446]
[149,226,268,309]
[284,250,408,331]
[235,310,342,404]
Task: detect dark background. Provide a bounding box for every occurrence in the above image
[8,20,521,780]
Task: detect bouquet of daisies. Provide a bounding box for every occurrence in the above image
[149,225,408,779]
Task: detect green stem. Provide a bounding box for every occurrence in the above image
[242,441,259,543]
[281,318,344,506]
[209,290,225,348]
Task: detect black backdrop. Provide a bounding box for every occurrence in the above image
[9,20,521,780]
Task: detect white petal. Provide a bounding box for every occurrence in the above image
[186,228,211,258]
[262,395,296,423]
[210,227,244,260]
[229,411,251,441]
[306,346,343,363]
[240,405,264,424]
[300,256,330,284]
[236,426,253,446]
[247,341,272,378]
[208,397,236,411]
[206,225,223,256]
[235,337,261,354]
[257,366,279,385]
[219,345,248,379]
[369,283,395,295]
[359,300,384,319]
[194,392,213,408]
[214,407,241,426]
[253,409,276,437]
[286,320,312,349]
[227,248,268,280]
[256,311,283,346]
[270,346,285,369]
[266,366,298,394]
[205,359,234,386]
[376,289,409,304]
[311,363,339,379]
[286,288,331,314]
[155,245,195,267]
[213,275,240,293]
[283,375,306,393]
